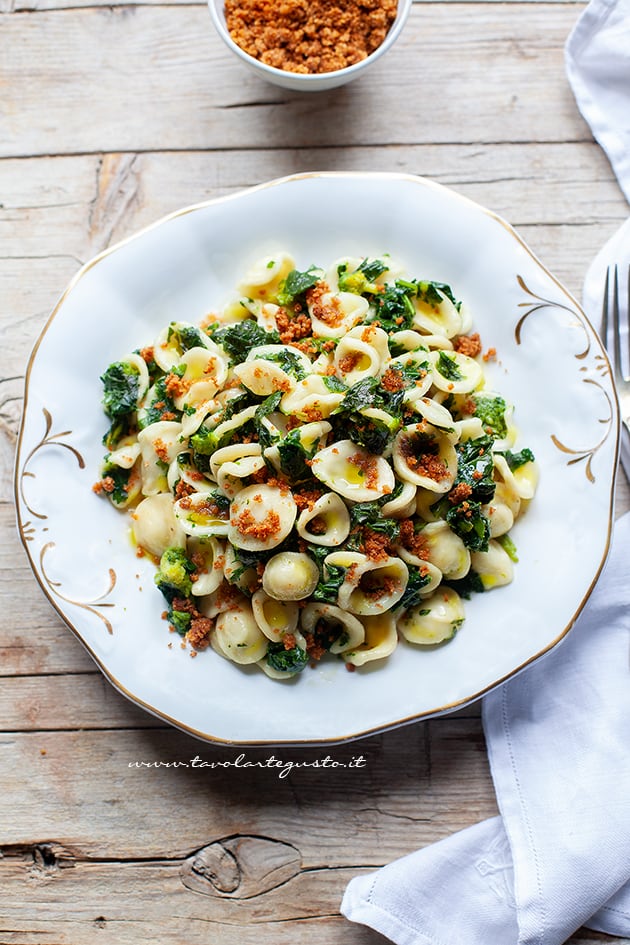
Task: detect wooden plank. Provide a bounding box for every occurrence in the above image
[0,672,164,729]
[0,726,620,945]
[0,857,620,945]
[0,142,626,312]
[2,141,623,246]
[0,722,497,857]
[0,0,585,11]
[0,4,590,158]
[0,505,97,674]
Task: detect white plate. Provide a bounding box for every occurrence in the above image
[15,172,619,745]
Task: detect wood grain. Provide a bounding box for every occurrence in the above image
[0,4,589,158]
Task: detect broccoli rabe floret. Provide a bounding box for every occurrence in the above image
[471,394,508,439]
[154,547,196,602]
[169,608,193,636]
[337,258,388,295]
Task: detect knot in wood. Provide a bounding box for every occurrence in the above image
[180,835,301,899]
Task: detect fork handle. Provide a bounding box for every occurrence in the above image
[620,421,630,482]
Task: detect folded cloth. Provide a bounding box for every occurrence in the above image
[582,216,630,478]
[565,0,630,202]
[567,0,630,474]
[582,216,630,321]
[341,511,630,944]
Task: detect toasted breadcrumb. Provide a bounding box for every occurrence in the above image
[224,0,398,75]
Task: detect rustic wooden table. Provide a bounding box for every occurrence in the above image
[1,0,629,942]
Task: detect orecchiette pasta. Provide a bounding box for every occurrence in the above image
[261,551,319,601]
[131,493,186,558]
[95,252,537,678]
[397,588,465,645]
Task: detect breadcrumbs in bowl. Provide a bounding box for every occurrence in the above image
[208,0,412,92]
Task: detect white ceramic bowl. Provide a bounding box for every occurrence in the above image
[15,173,619,746]
[207,0,413,91]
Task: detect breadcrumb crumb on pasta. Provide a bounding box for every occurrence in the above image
[399,519,430,559]
[306,282,344,326]
[276,307,313,343]
[233,507,282,541]
[453,332,482,358]
[380,366,406,392]
[224,0,398,75]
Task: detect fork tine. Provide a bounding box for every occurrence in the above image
[601,264,614,369]
[602,264,610,336]
[615,263,630,384]
[611,264,622,379]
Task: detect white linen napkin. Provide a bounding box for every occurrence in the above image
[565,0,630,203]
[567,0,630,476]
[341,511,630,944]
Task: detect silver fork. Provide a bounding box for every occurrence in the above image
[601,264,630,480]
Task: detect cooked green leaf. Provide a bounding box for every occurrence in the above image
[212,320,281,360]
[101,362,140,419]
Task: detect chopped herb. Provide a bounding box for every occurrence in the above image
[332,376,404,453]
[367,280,417,333]
[349,502,400,541]
[322,374,348,393]
[444,499,491,552]
[453,434,496,503]
[275,428,318,483]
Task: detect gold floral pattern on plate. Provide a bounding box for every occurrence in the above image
[19,407,85,520]
[516,275,615,483]
[17,407,117,634]
[39,541,117,635]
